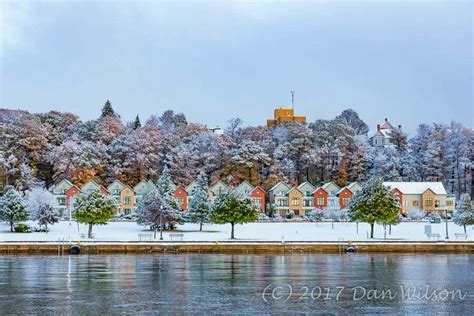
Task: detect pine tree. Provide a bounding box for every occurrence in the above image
[133,115,141,130]
[210,189,258,239]
[348,177,400,238]
[156,166,183,228]
[453,193,474,233]
[100,100,118,118]
[188,171,211,231]
[72,190,118,238]
[0,186,28,232]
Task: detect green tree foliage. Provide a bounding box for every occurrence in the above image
[133,115,141,129]
[211,189,258,239]
[187,171,211,231]
[0,185,28,232]
[453,193,474,233]
[100,100,120,118]
[348,177,400,238]
[72,190,118,238]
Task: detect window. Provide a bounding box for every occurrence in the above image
[61,189,67,194]
[291,197,299,206]
[57,197,66,206]
[447,200,453,207]
[413,200,419,207]
[124,208,131,215]
[317,198,325,206]
[425,199,433,207]
[254,197,262,206]
[435,200,440,207]
[305,191,311,197]
[244,190,249,195]
[113,189,120,195]
[342,198,351,207]
[304,200,312,207]
[279,190,286,195]
[124,196,131,205]
[277,199,288,207]
[177,197,184,205]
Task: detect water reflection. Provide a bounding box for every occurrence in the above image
[0,254,472,314]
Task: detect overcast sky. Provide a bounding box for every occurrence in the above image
[1,0,472,135]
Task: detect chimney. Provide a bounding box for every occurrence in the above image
[377,124,381,131]
[384,118,388,122]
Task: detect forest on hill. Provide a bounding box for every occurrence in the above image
[0,101,472,197]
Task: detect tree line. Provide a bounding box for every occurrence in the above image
[1,101,472,197]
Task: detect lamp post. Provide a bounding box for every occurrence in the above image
[159,205,164,241]
[445,209,449,240]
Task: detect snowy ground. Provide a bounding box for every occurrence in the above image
[0,220,473,242]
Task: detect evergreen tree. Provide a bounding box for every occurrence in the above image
[133,115,141,130]
[348,177,400,238]
[100,100,119,118]
[156,166,183,227]
[188,171,211,231]
[0,186,28,232]
[453,193,474,233]
[211,189,258,239]
[72,190,118,238]
[136,186,165,237]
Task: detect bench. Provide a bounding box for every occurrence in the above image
[426,233,441,240]
[138,233,153,241]
[455,233,468,239]
[169,233,184,241]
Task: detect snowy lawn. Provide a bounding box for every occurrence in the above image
[0,220,473,242]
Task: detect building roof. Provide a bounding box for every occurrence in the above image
[383,182,447,195]
[269,181,291,193]
[235,180,255,192]
[380,120,395,130]
[297,181,315,192]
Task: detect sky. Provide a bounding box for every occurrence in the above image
[0,0,472,135]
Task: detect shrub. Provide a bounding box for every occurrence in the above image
[14,224,31,233]
[407,209,424,220]
[286,210,295,219]
[306,210,323,222]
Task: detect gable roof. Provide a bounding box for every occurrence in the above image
[82,179,108,193]
[252,186,266,193]
[380,120,395,130]
[383,182,447,195]
[346,182,362,193]
[269,181,292,193]
[55,179,74,188]
[297,181,315,192]
[107,179,127,192]
[288,186,303,195]
[235,180,255,192]
[321,182,340,193]
[210,180,228,193]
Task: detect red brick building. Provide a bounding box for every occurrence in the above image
[251,186,266,212]
[313,187,328,209]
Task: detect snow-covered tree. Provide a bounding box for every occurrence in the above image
[211,189,258,239]
[453,193,474,233]
[0,186,28,231]
[26,187,59,231]
[187,171,211,231]
[72,190,118,238]
[156,166,183,227]
[348,177,400,238]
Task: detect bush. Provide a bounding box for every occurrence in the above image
[14,224,31,233]
[306,210,323,222]
[286,210,295,219]
[407,209,424,221]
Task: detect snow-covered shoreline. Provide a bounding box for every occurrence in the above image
[1,220,472,242]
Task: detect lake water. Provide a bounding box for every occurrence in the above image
[0,254,473,314]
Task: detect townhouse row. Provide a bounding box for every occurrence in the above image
[52,178,456,217]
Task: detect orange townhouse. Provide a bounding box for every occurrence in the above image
[336,182,362,210]
[65,185,81,209]
[251,186,266,213]
[174,186,188,211]
[313,187,329,209]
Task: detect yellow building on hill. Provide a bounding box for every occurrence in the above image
[267,108,306,126]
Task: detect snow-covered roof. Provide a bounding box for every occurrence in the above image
[383,182,447,195]
[252,186,266,193]
[380,120,394,130]
[107,179,127,192]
